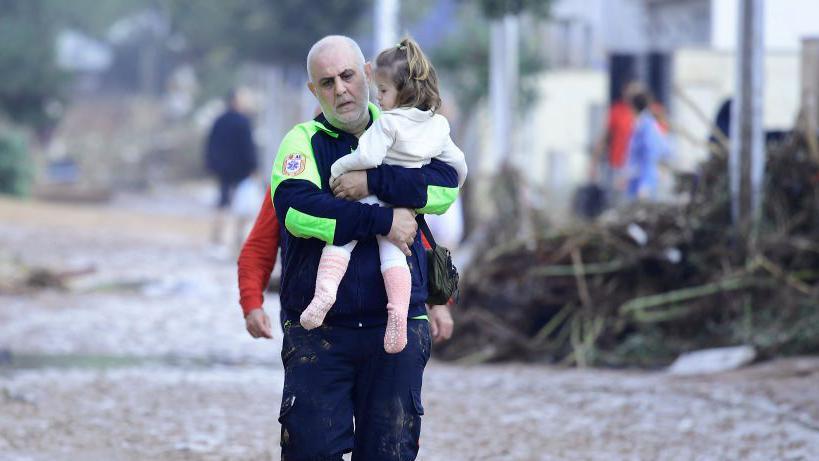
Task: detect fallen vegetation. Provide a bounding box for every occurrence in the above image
[440,134,819,367]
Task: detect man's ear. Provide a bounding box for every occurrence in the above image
[307,81,317,97]
[364,62,372,83]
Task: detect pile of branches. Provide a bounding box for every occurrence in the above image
[439,135,819,367]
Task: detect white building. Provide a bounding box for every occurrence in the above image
[484,0,819,215]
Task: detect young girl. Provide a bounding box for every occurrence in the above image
[299,37,468,354]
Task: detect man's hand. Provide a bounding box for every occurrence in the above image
[429,305,454,343]
[245,308,273,339]
[387,208,417,256]
[331,171,369,201]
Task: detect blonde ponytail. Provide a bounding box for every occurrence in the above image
[401,38,431,82]
[376,36,441,112]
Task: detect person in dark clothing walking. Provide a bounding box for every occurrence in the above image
[205,88,258,250]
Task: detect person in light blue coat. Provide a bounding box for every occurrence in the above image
[626,91,670,200]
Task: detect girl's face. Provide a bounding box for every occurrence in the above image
[374,72,398,110]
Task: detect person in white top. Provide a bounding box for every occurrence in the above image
[299,37,467,353]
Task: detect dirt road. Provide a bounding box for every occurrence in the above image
[1,192,818,461]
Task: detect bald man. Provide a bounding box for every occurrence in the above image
[251,35,460,460]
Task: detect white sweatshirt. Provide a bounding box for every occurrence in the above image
[330,107,468,187]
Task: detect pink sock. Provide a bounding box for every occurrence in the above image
[300,247,350,330]
[382,266,411,353]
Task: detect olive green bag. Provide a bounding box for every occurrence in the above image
[417,216,459,305]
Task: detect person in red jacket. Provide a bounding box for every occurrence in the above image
[237,191,454,342]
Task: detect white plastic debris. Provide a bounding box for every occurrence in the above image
[627,223,648,246]
[664,247,682,264]
[668,345,756,375]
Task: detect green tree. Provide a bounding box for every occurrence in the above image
[0,1,66,129]
[160,0,373,93]
[50,0,144,38]
[0,0,376,126]
[0,0,140,128]
[477,0,550,18]
[0,126,32,196]
[433,2,547,115]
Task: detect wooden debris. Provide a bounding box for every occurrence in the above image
[438,134,819,367]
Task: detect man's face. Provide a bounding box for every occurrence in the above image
[307,44,371,132]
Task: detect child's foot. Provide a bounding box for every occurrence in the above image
[384,309,407,353]
[299,247,350,330]
[300,291,334,330]
[382,266,411,353]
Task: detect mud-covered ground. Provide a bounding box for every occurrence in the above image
[1,189,818,461]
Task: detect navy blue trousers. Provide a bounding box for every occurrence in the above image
[278,315,431,461]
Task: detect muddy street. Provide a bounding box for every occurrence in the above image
[1,194,818,461]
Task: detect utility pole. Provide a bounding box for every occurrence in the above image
[489,12,531,241]
[489,18,510,167]
[374,0,400,53]
[489,14,521,166]
[729,0,765,250]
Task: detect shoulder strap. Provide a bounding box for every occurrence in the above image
[416,215,437,249]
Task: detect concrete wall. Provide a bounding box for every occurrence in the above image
[522,70,608,190]
[469,69,607,219]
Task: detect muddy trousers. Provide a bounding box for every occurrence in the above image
[278,316,431,461]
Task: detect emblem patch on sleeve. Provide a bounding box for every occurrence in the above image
[282,153,306,177]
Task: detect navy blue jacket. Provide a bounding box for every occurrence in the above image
[270,104,460,327]
[205,110,257,181]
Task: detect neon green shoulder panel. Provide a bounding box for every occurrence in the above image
[269,107,381,243]
[270,122,323,193]
[270,121,338,244]
[417,185,458,215]
[284,207,336,243]
[368,102,381,121]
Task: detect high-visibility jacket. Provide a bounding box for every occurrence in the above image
[270,103,459,327]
